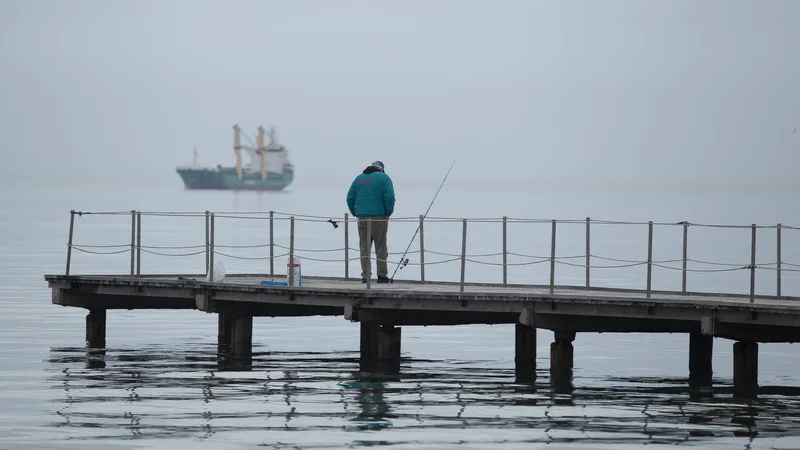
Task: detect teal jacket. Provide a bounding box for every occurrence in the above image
[346,166,395,217]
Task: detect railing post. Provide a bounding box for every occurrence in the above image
[205,211,209,274]
[269,211,274,277]
[136,212,141,276]
[549,219,556,295]
[366,218,372,289]
[289,216,295,286]
[344,213,349,280]
[777,223,782,299]
[65,210,75,276]
[460,219,467,293]
[682,222,688,294]
[585,217,590,288]
[502,216,508,286]
[209,213,215,282]
[646,221,653,298]
[419,215,425,283]
[130,210,136,276]
[750,224,756,303]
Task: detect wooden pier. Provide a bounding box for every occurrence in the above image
[45,210,800,393]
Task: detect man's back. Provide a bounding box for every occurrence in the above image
[347,166,395,217]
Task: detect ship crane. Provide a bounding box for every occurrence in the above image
[232,124,269,180]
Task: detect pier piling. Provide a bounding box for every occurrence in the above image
[550,331,575,378]
[230,315,253,359]
[514,324,537,383]
[85,309,106,349]
[360,322,402,373]
[218,313,232,350]
[734,341,758,392]
[689,332,714,387]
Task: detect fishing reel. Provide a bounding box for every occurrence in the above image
[398,258,409,269]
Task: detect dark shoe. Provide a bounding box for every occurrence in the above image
[377,276,391,284]
[361,278,367,283]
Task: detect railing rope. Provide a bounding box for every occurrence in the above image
[57,210,800,301]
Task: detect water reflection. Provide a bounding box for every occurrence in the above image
[550,371,575,399]
[341,377,394,431]
[85,348,106,370]
[46,345,800,448]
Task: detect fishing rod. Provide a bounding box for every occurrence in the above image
[389,151,461,282]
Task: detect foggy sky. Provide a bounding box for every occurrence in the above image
[0,0,798,191]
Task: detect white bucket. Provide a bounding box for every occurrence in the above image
[287,256,302,286]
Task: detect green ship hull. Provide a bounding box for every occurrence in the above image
[176,166,294,191]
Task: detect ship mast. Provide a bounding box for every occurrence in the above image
[233,124,242,179]
[257,125,267,179]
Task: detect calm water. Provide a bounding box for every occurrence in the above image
[3,177,800,449]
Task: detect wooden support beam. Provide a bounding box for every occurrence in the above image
[85,309,106,349]
[689,332,713,387]
[214,313,253,371]
[550,330,575,377]
[359,322,402,373]
[230,315,253,359]
[218,313,232,349]
[514,323,537,383]
[360,322,379,372]
[351,308,516,326]
[62,291,195,310]
[733,341,758,393]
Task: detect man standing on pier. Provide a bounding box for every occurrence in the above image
[346,160,395,283]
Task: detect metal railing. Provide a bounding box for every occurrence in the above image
[62,210,800,303]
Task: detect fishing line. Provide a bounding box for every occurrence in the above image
[390,151,461,282]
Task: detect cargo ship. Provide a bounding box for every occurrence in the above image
[176,124,294,191]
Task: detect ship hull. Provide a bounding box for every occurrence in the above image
[176,166,294,191]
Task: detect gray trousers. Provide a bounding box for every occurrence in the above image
[357,216,389,278]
